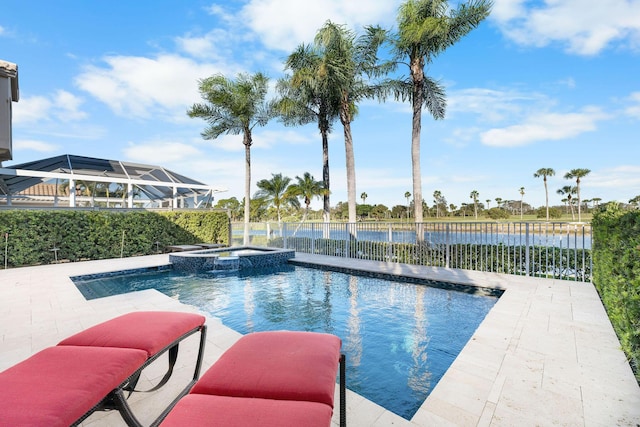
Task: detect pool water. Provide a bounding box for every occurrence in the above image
[74,265,498,419]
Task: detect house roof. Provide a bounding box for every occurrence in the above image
[17,183,60,196]
[0,154,225,204]
[0,60,19,101]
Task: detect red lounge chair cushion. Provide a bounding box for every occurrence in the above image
[160,394,333,427]
[191,331,341,407]
[0,346,147,427]
[58,311,205,357]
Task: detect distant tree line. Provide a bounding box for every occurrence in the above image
[213,171,639,223]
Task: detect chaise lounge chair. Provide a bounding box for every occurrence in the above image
[160,330,346,427]
[0,311,207,427]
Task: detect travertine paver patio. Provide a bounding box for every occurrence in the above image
[0,253,638,426]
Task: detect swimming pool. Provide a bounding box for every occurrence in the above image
[73,264,498,419]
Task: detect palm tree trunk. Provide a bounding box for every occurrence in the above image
[411,90,423,224]
[544,178,549,221]
[321,129,331,224]
[410,54,424,243]
[243,133,252,246]
[293,204,310,236]
[569,198,575,221]
[576,181,582,222]
[342,111,357,225]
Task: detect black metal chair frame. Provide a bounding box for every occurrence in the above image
[70,324,207,427]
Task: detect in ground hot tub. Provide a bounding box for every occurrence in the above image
[169,246,295,273]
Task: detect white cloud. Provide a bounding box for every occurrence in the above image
[12,96,52,124]
[175,34,219,59]
[12,91,86,124]
[52,90,87,121]
[175,28,240,61]
[14,139,59,152]
[206,4,236,23]
[123,140,203,164]
[206,134,245,152]
[491,0,640,55]
[75,54,223,119]
[241,0,400,52]
[490,0,527,22]
[448,88,548,122]
[624,91,640,118]
[255,129,314,148]
[204,129,315,152]
[555,77,576,89]
[587,165,640,190]
[480,106,608,147]
[445,127,482,147]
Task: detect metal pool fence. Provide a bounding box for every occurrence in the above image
[232,221,592,282]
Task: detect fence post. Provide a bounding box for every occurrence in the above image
[282,223,288,249]
[344,223,349,258]
[445,223,450,268]
[388,224,393,261]
[525,222,530,277]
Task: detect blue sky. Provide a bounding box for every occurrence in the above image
[1,0,639,211]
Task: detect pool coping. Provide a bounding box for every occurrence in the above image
[0,253,639,426]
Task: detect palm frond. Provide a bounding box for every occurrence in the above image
[422,76,446,119]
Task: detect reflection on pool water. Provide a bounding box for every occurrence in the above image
[73,265,498,420]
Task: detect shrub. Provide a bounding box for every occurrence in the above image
[592,205,640,383]
[0,210,229,268]
[486,208,510,220]
[535,206,562,219]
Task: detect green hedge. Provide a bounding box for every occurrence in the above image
[592,206,640,382]
[0,210,229,268]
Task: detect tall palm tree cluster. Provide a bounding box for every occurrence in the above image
[188,0,493,244]
[534,167,591,222]
[254,172,328,225]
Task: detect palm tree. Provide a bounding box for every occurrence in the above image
[557,185,576,220]
[289,172,327,223]
[433,190,442,218]
[279,47,338,224]
[254,173,300,225]
[188,72,275,245]
[495,197,503,208]
[404,191,412,221]
[460,202,469,218]
[486,199,491,209]
[534,168,556,221]
[384,0,492,226]
[564,168,590,222]
[313,21,388,224]
[519,186,525,220]
[360,192,368,204]
[470,190,479,219]
[592,197,602,209]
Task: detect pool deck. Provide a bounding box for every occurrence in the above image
[1,253,639,426]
